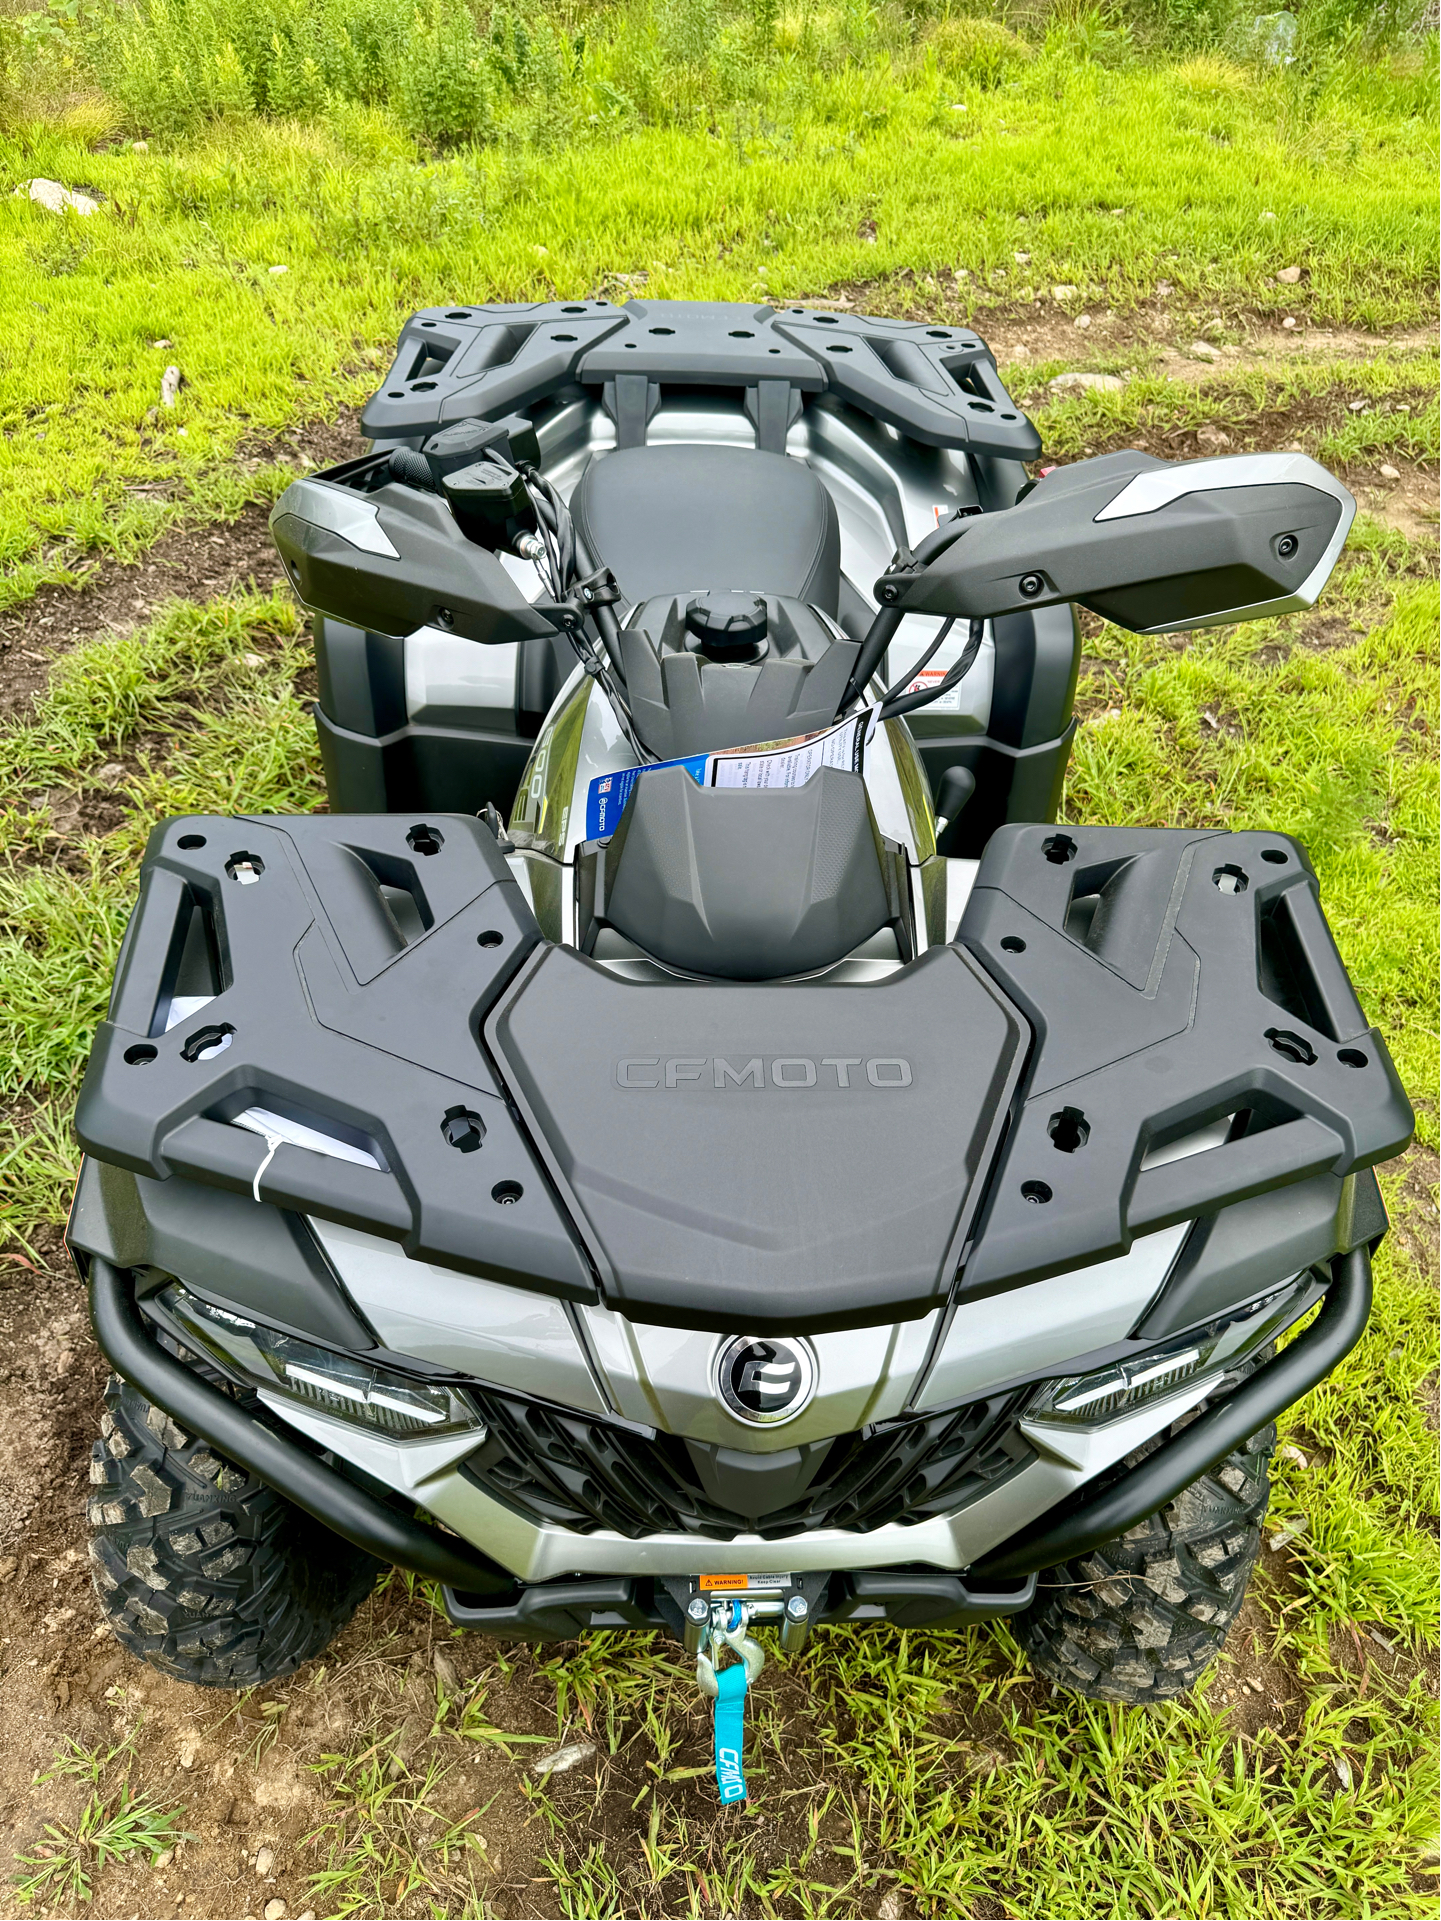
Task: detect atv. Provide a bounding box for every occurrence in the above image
[69,300,1411,1791]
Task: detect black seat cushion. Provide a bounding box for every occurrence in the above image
[571,445,841,615]
[599,764,890,979]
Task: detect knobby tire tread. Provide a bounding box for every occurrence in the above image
[87,1373,379,1688]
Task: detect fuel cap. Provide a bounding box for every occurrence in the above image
[684,592,769,658]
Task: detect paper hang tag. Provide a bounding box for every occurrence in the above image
[584,709,875,841]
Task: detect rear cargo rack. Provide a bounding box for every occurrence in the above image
[359,298,1042,460]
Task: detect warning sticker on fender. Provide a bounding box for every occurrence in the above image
[901,666,967,714]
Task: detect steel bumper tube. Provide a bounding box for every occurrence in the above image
[87,1257,516,1596]
[971,1246,1372,1581]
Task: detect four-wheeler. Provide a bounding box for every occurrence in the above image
[69,300,1411,1789]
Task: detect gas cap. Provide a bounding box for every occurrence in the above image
[684,592,769,660]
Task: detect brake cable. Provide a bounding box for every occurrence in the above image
[878,617,986,723]
[878,615,954,706]
[514,466,655,762]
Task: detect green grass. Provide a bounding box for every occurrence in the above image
[0,5,1436,1914]
[15,1734,189,1905]
[0,21,1435,605]
[1022,350,1440,470]
[0,590,316,1245]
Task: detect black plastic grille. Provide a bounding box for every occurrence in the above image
[457,1385,1030,1542]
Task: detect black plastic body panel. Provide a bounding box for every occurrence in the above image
[68,1156,378,1350]
[315,618,408,738]
[361,299,1038,460]
[879,451,1345,629]
[581,764,905,982]
[74,811,1408,1328]
[1138,1166,1384,1340]
[907,601,1081,857]
[485,941,1028,1332]
[73,813,596,1301]
[315,703,536,819]
[272,481,557,649]
[956,825,1413,1299]
[312,615,569,818]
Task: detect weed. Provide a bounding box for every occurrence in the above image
[304,1731,494,1916]
[16,1736,189,1907]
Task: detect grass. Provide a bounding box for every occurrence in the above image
[304,1731,495,1917]
[1022,350,1440,469]
[0,1,1436,1914]
[0,20,1436,605]
[15,1734,189,1905]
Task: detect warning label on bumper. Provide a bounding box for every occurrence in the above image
[698,1572,793,1592]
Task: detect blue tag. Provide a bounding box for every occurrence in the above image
[713,1660,748,1803]
[585,755,708,840]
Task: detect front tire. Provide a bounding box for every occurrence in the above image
[1011,1411,1275,1704]
[87,1373,380,1688]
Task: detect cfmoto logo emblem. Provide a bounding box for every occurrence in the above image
[716,1336,817,1427]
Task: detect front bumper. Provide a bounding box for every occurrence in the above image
[439,1568,1038,1644]
[88,1250,1372,1636]
[255,1371,1224,1582]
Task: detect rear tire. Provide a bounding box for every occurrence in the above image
[87,1373,380,1688]
[1011,1404,1275,1704]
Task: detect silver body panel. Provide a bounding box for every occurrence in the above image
[913,1223,1190,1409]
[277,477,399,556]
[261,1370,1221,1582]
[308,1203,1198,1448]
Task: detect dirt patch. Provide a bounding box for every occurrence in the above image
[1352,474,1438,543]
[1383,1143,1440,1279]
[1207,1592,1309,1742]
[0,411,364,724]
[805,274,1436,374]
[0,1236,866,1920]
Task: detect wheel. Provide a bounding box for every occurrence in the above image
[1011,1386,1276,1704]
[86,1373,380,1688]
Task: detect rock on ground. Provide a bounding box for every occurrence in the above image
[1049,370,1125,393]
[15,178,99,216]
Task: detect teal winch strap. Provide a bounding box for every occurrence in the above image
[713,1659,748,1803]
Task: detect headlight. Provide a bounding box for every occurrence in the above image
[1028,1276,1314,1428]
[155,1280,484,1439]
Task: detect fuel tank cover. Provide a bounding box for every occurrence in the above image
[484,943,1028,1333]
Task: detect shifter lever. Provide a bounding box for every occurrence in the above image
[933,764,976,839]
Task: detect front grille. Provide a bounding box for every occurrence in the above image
[457,1383,1030,1542]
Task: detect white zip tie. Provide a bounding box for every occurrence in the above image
[251,1128,285,1204]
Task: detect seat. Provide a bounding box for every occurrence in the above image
[571,444,842,615]
[579,765,909,980]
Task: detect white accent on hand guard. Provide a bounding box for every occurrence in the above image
[278,478,401,558]
[1094,451,1356,634]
